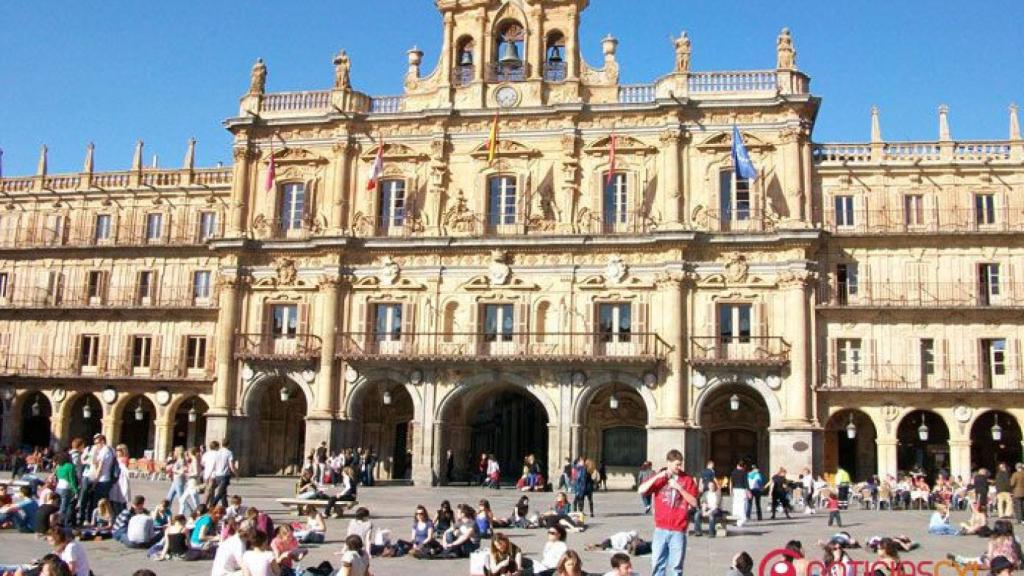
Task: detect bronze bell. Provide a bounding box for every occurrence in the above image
[499,41,521,67]
[459,48,473,66]
[548,45,563,64]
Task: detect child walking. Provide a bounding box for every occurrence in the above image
[826,493,842,527]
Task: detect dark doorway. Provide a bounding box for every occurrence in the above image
[20,393,52,449]
[470,389,548,481]
[120,397,156,458]
[836,431,857,476]
[67,395,103,444]
[710,429,757,477]
[171,398,208,452]
[971,411,1022,472]
[254,383,306,475]
[392,422,410,479]
[897,410,950,480]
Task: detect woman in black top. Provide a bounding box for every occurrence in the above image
[770,468,792,519]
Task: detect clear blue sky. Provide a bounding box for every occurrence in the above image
[2,1,1021,176]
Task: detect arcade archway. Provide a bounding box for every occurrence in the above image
[698,385,770,478]
[897,410,950,479]
[119,395,156,458]
[579,384,648,476]
[823,409,877,481]
[971,410,1021,472]
[355,382,415,481]
[67,394,103,444]
[171,397,208,452]
[21,392,52,449]
[250,380,307,475]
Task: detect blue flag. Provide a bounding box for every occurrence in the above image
[731,125,758,181]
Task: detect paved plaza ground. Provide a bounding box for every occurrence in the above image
[0,476,1005,575]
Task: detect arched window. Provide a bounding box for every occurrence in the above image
[454,37,475,87]
[492,21,526,82]
[602,172,628,231]
[487,175,517,229]
[377,179,406,234]
[718,169,750,229]
[279,183,306,233]
[545,31,566,82]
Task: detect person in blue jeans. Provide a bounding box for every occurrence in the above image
[638,449,698,576]
[927,503,959,535]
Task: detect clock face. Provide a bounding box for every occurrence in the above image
[495,86,519,108]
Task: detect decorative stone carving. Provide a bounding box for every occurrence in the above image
[953,405,973,423]
[723,253,749,283]
[380,255,400,286]
[275,257,298,286]
[673,31,691,73]
[442,191,477,234]
[881,403,901,422]
[488,249,511,285]
[605,255,628,284]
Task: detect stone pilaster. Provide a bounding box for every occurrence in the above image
[330,140,352,234]
[229,146,252,237]
[154,422,172,461]
[659,129,683,228]
[213,276,241,414]
[876,438,898,479]
[780,271,812,425]
[314,277,341,418]
[949,439,972,480]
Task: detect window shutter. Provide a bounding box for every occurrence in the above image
[127,334,137,371]
[151,335,163,371]
[150,269,160,304]
[178,335,189,376]
[355,300,368,350]
[515,300,529,352]
[827,338,837,385]
[635,301,648,353]
[297,303,310,335]
[941,338,950,382]
[204,336,215,375]
[868,338,877,380]
[755,301,767,337]
[99,334,111,372]
[402,301,416,353]
[71,335,83,372]
[7,272,14,301]
[99,271,109,304]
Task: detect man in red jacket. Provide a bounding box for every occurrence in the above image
[638,449,699,576]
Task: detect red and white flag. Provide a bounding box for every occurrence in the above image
[367,135,384,191]
[605,131,617,186]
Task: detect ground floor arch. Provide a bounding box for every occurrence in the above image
[21,391,52,449]
[250,379,307,475]
[578,383,648,483]
[897,409,950,479]
[118,395,157,458]
[698,384,771,478]
[352,381,415,481]
[823,409,878,481]
[67,394,103,443]
[171,396,209,452]
[971,410,1022,472]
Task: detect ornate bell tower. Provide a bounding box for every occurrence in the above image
[404,0,615,110]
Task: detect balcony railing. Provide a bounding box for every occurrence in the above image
[234,334,322,360]
[817,281,1024,309]
[618,84,656,104]
[336,332,670,364]
[1,168,232,194]
[824,207,1024,235]
[261,90,331,113]
[694,209,774,233]
[369,95,405,114]
[0,219,224,249]
[0,354,213,380]
[814,140,1018,165]
[485,62,531,83]
[689,337,791,367]
[818,361,1023,391]
[252,217,322,241]
[688,70,778,93]
[1,285,218,310]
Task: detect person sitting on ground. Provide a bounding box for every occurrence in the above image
[510,496,531,529]
[484,532,523,576]
[224,495,246,523]
[439,504,480,558]
[602,552,639,576]
[346,507,375,556]
[960,502,991,536]
[539,492,582,532]
[0,485,38,532]
[189,505,222,552]
[152,499,171,531]
[533,525,568,576]
[555,549,586,576]
[114,495,151,546]
[294,504,327,544]
[821,538,854,576]
[49,527,90,576]
[395,505,434,557]
[988,556,1015,576]
[80,498,113,540]
[872,537,904,576]
[929,503,959,536]
[725,552,755,576]
[434,500,455,534]
[34,493,61,537]
[584,530,650,556]
[271,524,307,575]
[211,521,252,574]
[241,530,281,576]
[337,534,371,576]
[476,499,495,537]
[949,520,1022,570]
[149,514,189,561]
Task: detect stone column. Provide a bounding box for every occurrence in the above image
[876,438,898,479]
[229,146,252,237]
[949,439,972,480]
[101,415,117,446]
[656,273,686,423]
[154,421,172,461]
[781,273,811,425]
[330,140,351,234]
[314,277,341,417]
[547,423,562,484]
[659,129,682,228]
[213,277,241,413]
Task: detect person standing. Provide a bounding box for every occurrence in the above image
[636,462,655,514]
[994,462,1012,518]
[972,468,991,514]
[746,464,764,521]
[314,441,328,484]
[90,434,116,516]
[77,439,95,526]
[1009,463,1024,523]
[445,449,455,484]
[699,461,715,494]
[53,452,78,528]
[201,440,220,506]
[211,440,237,509]
[769,468,791,520]
[638,449,698,576]
[729,462,749,528]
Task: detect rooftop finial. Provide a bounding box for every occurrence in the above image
[83,142,95,173]
[184,137,196,170]
[1010,103,1020,141]
[36,144,48,177]
[132,140,144,172]
[938,104,951,141]
[870,106,882,143]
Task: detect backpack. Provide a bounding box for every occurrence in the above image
[302,561,334,576]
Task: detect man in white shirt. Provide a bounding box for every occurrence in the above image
[211,520,253,576]
[90,434,115,510]
[125,508,156,548]
[603,553,640,576]
[201,440,220,507]
[209,440,237,508]
[77,443,94,526]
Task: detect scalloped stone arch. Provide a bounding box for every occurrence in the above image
[436,370,558,425]
[571,371,657,426]
[343,367,423,420]
[240,368,315,416]
[692,373,783,428]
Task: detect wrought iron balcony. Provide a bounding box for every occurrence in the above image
[0,354,213,381]
[0,220,223,249]
[823,207,1024,235]
[1,285,218,310]
[817,281,1024,309]
[689,337,791,367]
[336,332,670,365]
[234,334,322,360]
[817,361,1023,391]
[692,209,774,233]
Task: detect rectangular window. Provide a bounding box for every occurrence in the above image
[137,271,153,303]
[271,304,299,337]
[920,338,935,376]
[87,271,105,300]
[131,336,153,368]
[718,303,752,343]
[978,263,1000,306]
[378,180,406,231]
[836,263,859,305]
[192,271,211,299]
[904,195,924,226]
[80,335,100,368]
[487,176,517,226]
[834,195,855,227]
[975,193,996,225]
[280,183,306,231]
[46,271,64,305]
[982,339,1007,387]
[483,303,514,342]
[0,272,8,299]
[94,214,112,241]
[373,303,403,341]
[145,213,163,240]
[719,170,751,223]
[598,303,632,343]
[837,338,863,375]
[185,336,207,370]
[602,173,629,226]
[42,214,64,245]
[198,212,217,240]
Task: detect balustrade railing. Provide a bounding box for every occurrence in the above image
[234,334,322,359]
[1,284,218,310]
[0,354,213,380]
[824,207,1024,234]
[618,84,655,104]
[818,361,1023,391]
[689,337,791,365]
[814,140,1018,165]
[817,281,1023,308]
[1,167,231,194]
[335,331,670,362]
[688,70,778,93]
[369,95,406,114]
[261,90,331,113]
[0,218,224,249]
[694,208,774,233]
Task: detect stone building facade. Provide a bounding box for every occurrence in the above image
[1,0,1021,486]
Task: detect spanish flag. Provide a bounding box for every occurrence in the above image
[487,110,499,164]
